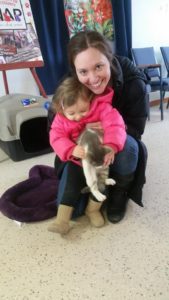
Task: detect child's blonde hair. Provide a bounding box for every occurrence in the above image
[52,77,93,114]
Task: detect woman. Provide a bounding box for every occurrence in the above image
[48,30,148,224]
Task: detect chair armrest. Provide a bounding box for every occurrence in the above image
[137,63,161,69]
[137,64,162,96]
[137,63,162,83]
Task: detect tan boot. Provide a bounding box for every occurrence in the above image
[48,204,73,235]
[85,198,104,227]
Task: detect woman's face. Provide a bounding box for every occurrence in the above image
[74,47,111,94]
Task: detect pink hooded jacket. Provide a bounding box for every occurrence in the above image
[50,87,126,164]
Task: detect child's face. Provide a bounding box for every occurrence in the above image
[63,97,90,121]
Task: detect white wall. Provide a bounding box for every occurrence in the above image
[132,0,169,76]
[132,0,169,100]
[0,68,39,97]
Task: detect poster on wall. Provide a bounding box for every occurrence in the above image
[0,0,43,67]
[64,0,114,40]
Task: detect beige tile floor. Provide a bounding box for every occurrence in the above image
[0,106,169,300]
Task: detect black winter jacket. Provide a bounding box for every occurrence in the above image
[112,55,148,139]
[111,56,148,206]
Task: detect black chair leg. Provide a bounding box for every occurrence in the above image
[160,91,164,120]
[148,97,150,121]
[146,93,150,121]
[166,99,169,109]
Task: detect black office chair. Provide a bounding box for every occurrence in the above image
[131,47,169,120]
[160,47,169,108]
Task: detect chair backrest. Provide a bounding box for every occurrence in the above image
[160,47,169,76]
[131,47,159,78]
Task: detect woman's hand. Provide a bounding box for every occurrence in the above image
[104,150,115,167]
[72,145,85,159]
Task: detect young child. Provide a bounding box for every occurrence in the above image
[48,77,126,234]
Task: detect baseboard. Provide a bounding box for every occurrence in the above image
[150,97,169,107]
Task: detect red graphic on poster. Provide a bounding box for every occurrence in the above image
[64,0,114,40]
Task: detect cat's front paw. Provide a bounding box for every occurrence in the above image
[105,178,116,186]
[92,190,106,202]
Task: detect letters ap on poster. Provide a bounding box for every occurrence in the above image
[0,0,27,30]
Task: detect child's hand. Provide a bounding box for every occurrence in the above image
[104,150,115,167]
[72,145,86,159]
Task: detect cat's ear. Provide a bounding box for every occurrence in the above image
[92,128,103,144]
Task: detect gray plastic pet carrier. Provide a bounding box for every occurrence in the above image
[0,94,52,161]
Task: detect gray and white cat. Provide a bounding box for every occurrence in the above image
[78,128,115,202]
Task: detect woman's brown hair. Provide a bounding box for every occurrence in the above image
[67,30,115,75]
[52,77,93,114]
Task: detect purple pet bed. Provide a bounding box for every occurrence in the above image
[0,165,58,222]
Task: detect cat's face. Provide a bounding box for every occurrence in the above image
[79,128,109,166]
[87,147,105,167]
